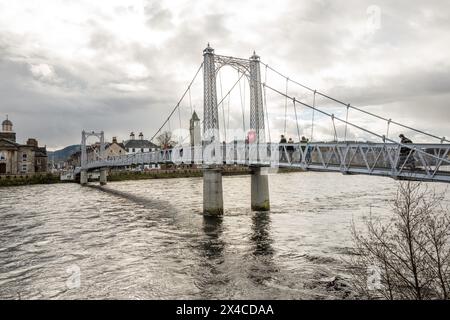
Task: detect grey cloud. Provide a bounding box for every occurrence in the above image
[324,66,450,107]
[144,1,173,30]
[0,1,449,149]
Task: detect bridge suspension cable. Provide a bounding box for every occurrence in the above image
[386,118,392,139]
[344,105,350,141]
[200,70,247,138]
[150,62,204,143]
[218,70,227,142]
[284,78,288,135]
[261,62,449,144]
[292,98,301,143]
[263,64,271,143]
[217,71,246,111]
[262,83,450,164]
[311,90,316,141]
[238,70,246,138]
[188,87,193,116]
[262,82,450,164]
[331,114,338,141]
[177,99,182,145]
[227,86,231,137]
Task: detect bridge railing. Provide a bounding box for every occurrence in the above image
[276,142,450,181]
[76,142,450,183]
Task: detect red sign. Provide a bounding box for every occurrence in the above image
[248,130,257,143]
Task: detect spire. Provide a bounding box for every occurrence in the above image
[203,43,214,55]
[191,110,200,121]
[250,50,260,61]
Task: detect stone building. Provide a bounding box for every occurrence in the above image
[0,116,48,175]
[66,137,126,169]
[105,137,126,159]
[88,137,127,161]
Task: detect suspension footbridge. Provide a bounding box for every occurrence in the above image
[74,45,450,215]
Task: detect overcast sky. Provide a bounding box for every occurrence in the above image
[0,0,449,150]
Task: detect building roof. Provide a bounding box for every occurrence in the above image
[0,138,20,148]
[0,138,34,151]
[2,119,12,126]
[105,142,126,150]
[191,111,200,121]
[35,147,47,157]
[124,139,158,149]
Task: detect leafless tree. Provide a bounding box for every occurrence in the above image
[156,131,176,149]
[348,181,450,299]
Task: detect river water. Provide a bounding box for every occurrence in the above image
[0,172,448,300]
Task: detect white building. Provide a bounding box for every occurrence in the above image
[123,132,159,169]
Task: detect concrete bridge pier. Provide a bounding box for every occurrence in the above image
[80,170,88,186]
[99,169,107,186]
[203,167,224,215]
[250,166,270,211]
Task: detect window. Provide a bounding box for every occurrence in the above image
[132,148,135,153]
[141,148,144,152]
[21,164,27,172]
[37,159,41,165]
[0,152,5,160]
[22,153,27,161]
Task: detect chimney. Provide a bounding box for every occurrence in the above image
[130,132,135,140]
[139,132,144,140]
[112,137,117,143]
[27,138,38,147]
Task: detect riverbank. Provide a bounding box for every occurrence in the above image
[0,173,65,187]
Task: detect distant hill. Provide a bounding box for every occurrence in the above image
[47,145,80,162]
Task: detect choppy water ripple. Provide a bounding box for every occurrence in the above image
[0,172,448,299]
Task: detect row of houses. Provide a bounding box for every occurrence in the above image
[65,111,203,170]
[67,132,159,170]
[1,111,202,174]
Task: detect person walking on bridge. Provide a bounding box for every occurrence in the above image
[398,134,415,170]
[399,134,412,145]
[287,138,294,162]
[279,135,287,162]
[300,136,311,162]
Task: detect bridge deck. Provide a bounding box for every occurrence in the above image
[75,142,450,183]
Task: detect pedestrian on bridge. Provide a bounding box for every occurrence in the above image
[279,135,287,162]
[398,134,415,170]
[300,136,311,162]
[287,138,295,162]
